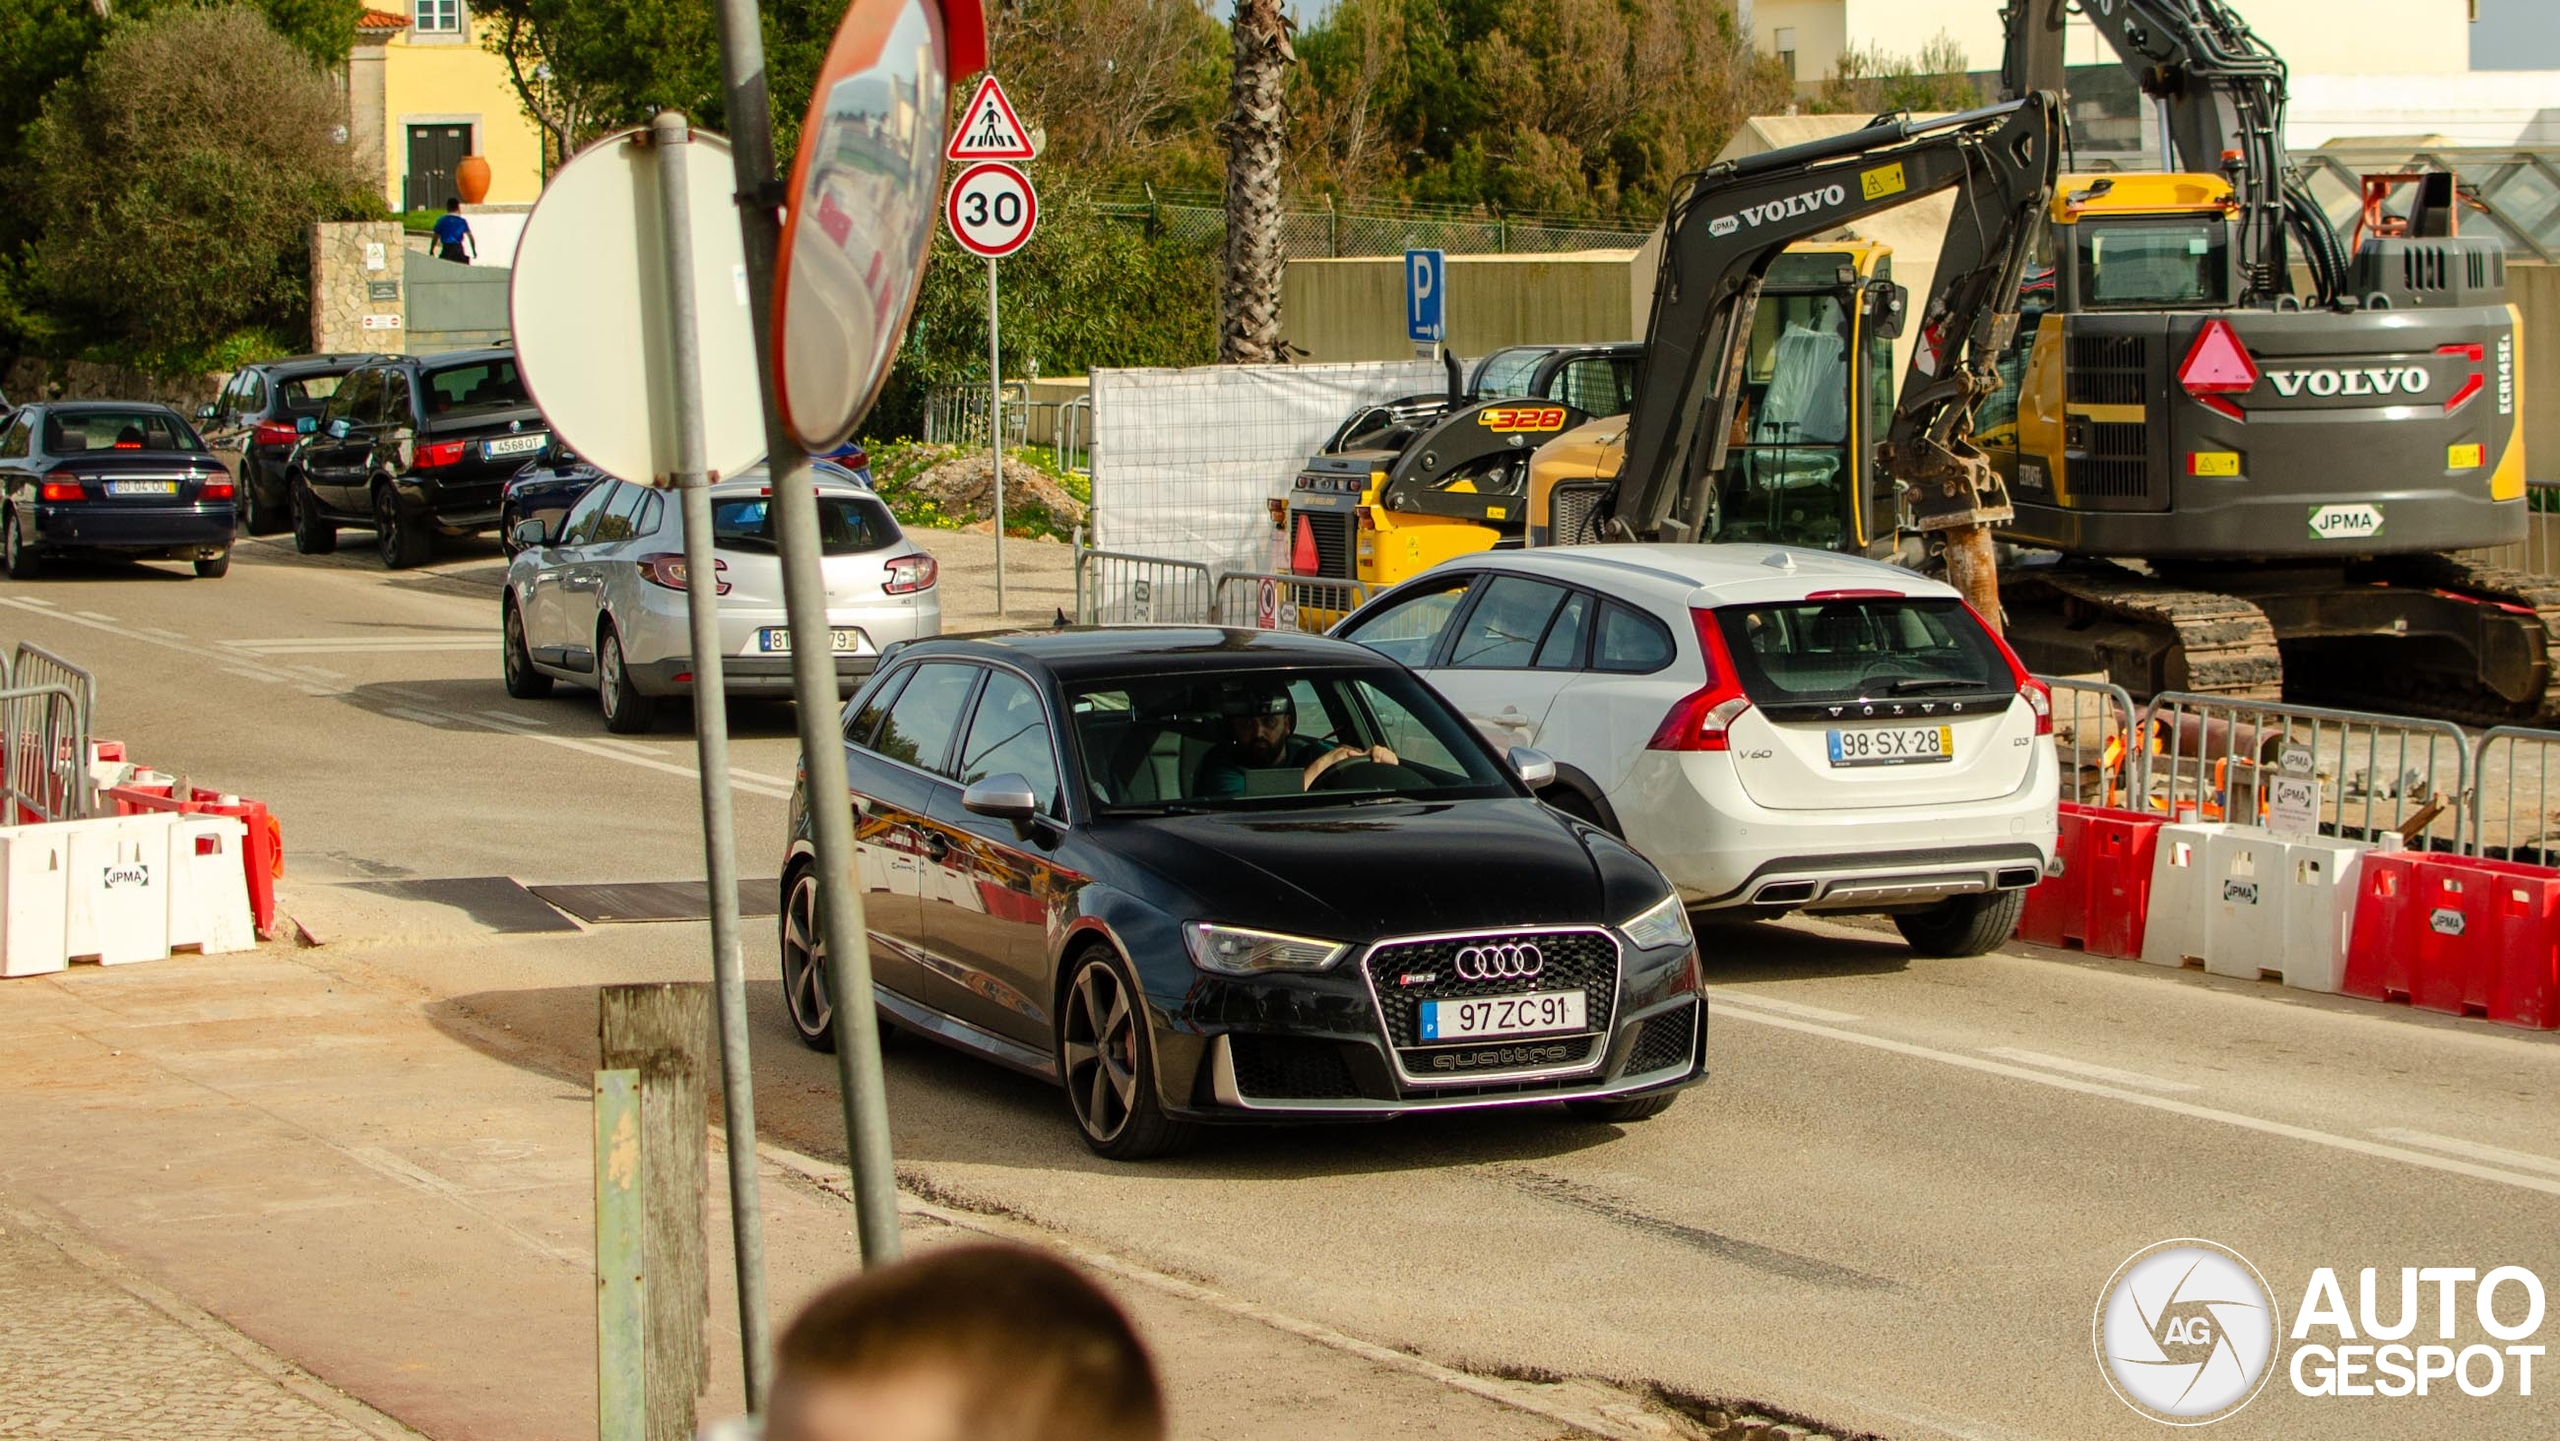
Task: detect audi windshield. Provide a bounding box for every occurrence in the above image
[1071,666,1514,812]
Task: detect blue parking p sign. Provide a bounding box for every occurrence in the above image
[1405,248,1445,344]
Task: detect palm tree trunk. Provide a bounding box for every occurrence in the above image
[1220,0,1293,364]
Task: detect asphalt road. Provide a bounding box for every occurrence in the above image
[9,531,2559,1440]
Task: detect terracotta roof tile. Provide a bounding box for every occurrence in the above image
[355,8,411,32]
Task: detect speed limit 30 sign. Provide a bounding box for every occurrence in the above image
[945,161,1038,258]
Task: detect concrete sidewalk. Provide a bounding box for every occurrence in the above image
[0,939,1614,1441]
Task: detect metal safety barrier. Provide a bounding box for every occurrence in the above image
[1210,571,1373,635]
[2041,676,2138,808]
[12,644,95,726]
[2469,725,2560,862]
[2133,692,2469,848]
[1052,394,1090,475]
[1072,539,1214,626]
[1,683,92,824]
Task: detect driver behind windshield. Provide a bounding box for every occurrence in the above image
[1196,681,1395,796]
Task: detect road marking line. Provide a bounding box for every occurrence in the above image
[13,596,55,606]
[74,611,115,622]
[228,640,488,655]
[1981,1047,2198,1093]
[1711,996,2560,1198]
[480,709,546,725]
[221,667,286,685]
[297,685,339,697]
[290,666,346,680]
[381,707,453,727]
[2371,1128,2560,1178]
[1711,992,1862,1024]
[136,627,188,640]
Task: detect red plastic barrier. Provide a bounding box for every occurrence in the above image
[102,783,283,942]
[2015,803,2095,948]
[2009,805,2159,960]
[2346,853,2560,1029]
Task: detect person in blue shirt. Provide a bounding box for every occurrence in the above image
[1195,681,1394,797]
[432,198,475,264]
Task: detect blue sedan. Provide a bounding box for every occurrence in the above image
[1,402,237,579]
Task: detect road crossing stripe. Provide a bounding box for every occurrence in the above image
[1712,995,2560,1198]
[2370,1127,2560,1178]
[1713,993,1862,1024]
[1979,1047,2198,1093]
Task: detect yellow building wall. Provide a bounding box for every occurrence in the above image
[380,26,543,209]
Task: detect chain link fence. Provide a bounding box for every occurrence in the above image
[1090,188,1649,258]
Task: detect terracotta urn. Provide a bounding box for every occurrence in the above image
[455,154,492,206]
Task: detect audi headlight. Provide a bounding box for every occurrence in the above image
[1621,893,1692,951]
[1184,923,1349,975]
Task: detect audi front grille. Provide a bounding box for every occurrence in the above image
[1361,928,1620,1086]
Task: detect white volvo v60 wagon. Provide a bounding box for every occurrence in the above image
[1334,544,2058,955]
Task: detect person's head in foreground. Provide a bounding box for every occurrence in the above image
[767,1242,1164,1441]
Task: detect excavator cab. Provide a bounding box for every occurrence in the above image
[1528,243,1904,555]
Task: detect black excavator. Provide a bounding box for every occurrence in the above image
[1524,94,2067,623]
[1981,0,2536,722]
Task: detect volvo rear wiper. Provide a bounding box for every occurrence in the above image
[1885,677,1986,694]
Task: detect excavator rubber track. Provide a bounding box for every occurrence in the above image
[2006,562,2285,699]
[2310,554,2560,727]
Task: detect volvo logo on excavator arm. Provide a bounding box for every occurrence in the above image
[1706,183,1850,239]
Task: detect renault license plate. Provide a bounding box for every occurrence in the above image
[1419,990,1586,1041]
[483,434,545,458]
[1827,725,1954,767]
[756,628,857,655]
[105,480,178,496]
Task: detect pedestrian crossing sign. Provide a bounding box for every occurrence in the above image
[946,75,1035,161]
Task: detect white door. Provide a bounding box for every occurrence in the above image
[1417,573,1589,751]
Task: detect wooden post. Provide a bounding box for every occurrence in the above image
[601,984,712,1441]
[594,1068,645,1441]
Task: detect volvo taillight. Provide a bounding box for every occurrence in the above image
[1967,601,2054,737]
[641,553,729,595]
[883,553,937,594]
[1647,610,1752,752]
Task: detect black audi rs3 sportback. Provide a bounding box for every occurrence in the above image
[780,627,1707,1159]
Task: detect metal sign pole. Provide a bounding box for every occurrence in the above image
[708,0,903,1269]
[988,254,1005,613]
[645,109,774,1410]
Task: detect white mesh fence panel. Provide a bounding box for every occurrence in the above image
[1088,360,1444,584]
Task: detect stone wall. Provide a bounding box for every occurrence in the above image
[1,357,224,411]
[311,220,409,356]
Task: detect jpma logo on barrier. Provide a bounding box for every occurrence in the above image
[2095,1239,2281,1424]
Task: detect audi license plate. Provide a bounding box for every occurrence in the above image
[1827,724,1954,767]
[483,434,546,458]
[1419,990,1587,1042]
[756,627,858,655]
[105,480,178,497]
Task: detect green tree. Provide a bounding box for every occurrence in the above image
[20,5,372,366]
[1810,32,1986,117]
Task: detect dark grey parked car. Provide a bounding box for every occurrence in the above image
[199,353,384,536]
[285,349,548,568]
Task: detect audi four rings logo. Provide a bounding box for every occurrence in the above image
[1453,943,1543,981]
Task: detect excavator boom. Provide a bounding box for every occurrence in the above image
[1607,95,2061,560]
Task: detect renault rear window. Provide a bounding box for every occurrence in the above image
[711,494,896,555]
[1713,596,2009,710]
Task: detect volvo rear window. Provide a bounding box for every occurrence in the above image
[711,494,896,555]
[1713,597,2010,711]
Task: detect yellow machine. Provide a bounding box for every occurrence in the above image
[1525,241,1904,557]
[1284,244,1897,595]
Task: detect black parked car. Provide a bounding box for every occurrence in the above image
[0,401,236,579]
[499,450,602,558]
[286,349,549,568]
[780,628,1708,1160]
[198,353,384,536]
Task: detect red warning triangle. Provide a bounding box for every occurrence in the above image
[2178,319,2260,395]
[1290,515,1320,575]
[947,75,1036,161]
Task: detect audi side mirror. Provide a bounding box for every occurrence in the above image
[512,518,552,549]
[961,773,1040,823]
[1509,747,1558,789]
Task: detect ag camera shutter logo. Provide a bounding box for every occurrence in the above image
[2095,1239,2280,1424]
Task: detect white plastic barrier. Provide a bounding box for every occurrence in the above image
[2139,823,2230,968]
[0,825,72,977]
[167,815,254,955]
[62,813,174,965]
[2141,821,2369,993]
